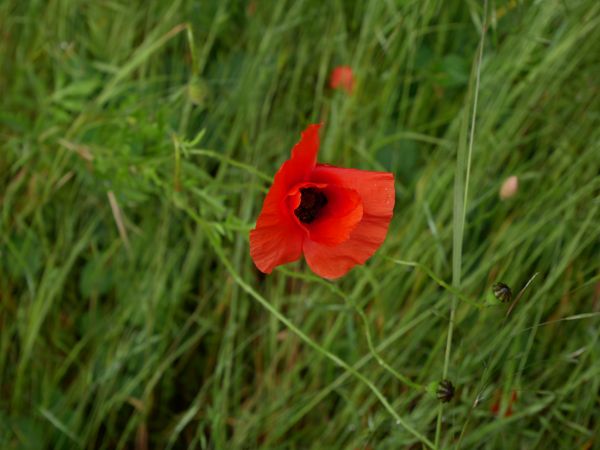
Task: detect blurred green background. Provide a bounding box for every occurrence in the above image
[1,0,599,448]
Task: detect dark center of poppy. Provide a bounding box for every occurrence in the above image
[294,187,328,224]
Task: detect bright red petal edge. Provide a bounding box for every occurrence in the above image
[303,166,395,279]
[249,124,322,274]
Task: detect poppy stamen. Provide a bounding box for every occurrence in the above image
[294,187,328,223]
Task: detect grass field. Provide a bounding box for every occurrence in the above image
[1,0,600,448]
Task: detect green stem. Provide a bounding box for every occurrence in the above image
[388,258,482,309]
[355,305,425,391]
[280,267,425,391]
[435,2,487,448]
[204,226,434,449]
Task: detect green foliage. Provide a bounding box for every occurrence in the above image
[1,0,599,448]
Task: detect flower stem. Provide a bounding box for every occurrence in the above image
[204,225,434,449]
[435,1,487,447]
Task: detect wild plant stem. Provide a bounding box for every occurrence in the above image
[204,224,435,449]
[434,1,487,447]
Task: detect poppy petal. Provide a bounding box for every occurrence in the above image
[256,124,322,220]
[285,124,322,188]
[250,203,303,274]
[249,125,322,273]
[303,167,395,279]
[303,215,392,279]
[304,185,363,246]
[310,165,395,217]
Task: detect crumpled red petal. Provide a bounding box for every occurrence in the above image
[310,165,395,217]
[249,196,303,274]
[303,166,395,279]
[303,185,363,246]
[249,125,321,273]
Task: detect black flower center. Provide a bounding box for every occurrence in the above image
[294,187,328,224]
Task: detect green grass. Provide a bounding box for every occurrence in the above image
[1,0,600,448]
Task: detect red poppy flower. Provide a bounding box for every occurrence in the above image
[250,124,395,279]
[329,66,355,94]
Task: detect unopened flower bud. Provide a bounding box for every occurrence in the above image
[492,282,512,303]
[499,175,519,200]
[436,379,455,403]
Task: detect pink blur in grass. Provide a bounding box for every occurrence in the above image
[500,175,519,200]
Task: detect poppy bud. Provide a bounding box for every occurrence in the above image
[436,379,455,403]
[499,175,519,199]
[329,66,355,94]
[492,282,512,303]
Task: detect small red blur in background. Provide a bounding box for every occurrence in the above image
[491,390,518,417]
[330,65,354,94]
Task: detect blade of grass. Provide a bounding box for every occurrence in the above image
[201,222,435,449]
[435,1,488,447]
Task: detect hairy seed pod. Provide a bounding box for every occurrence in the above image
[492,282,512,303]
[436,379,455,403]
